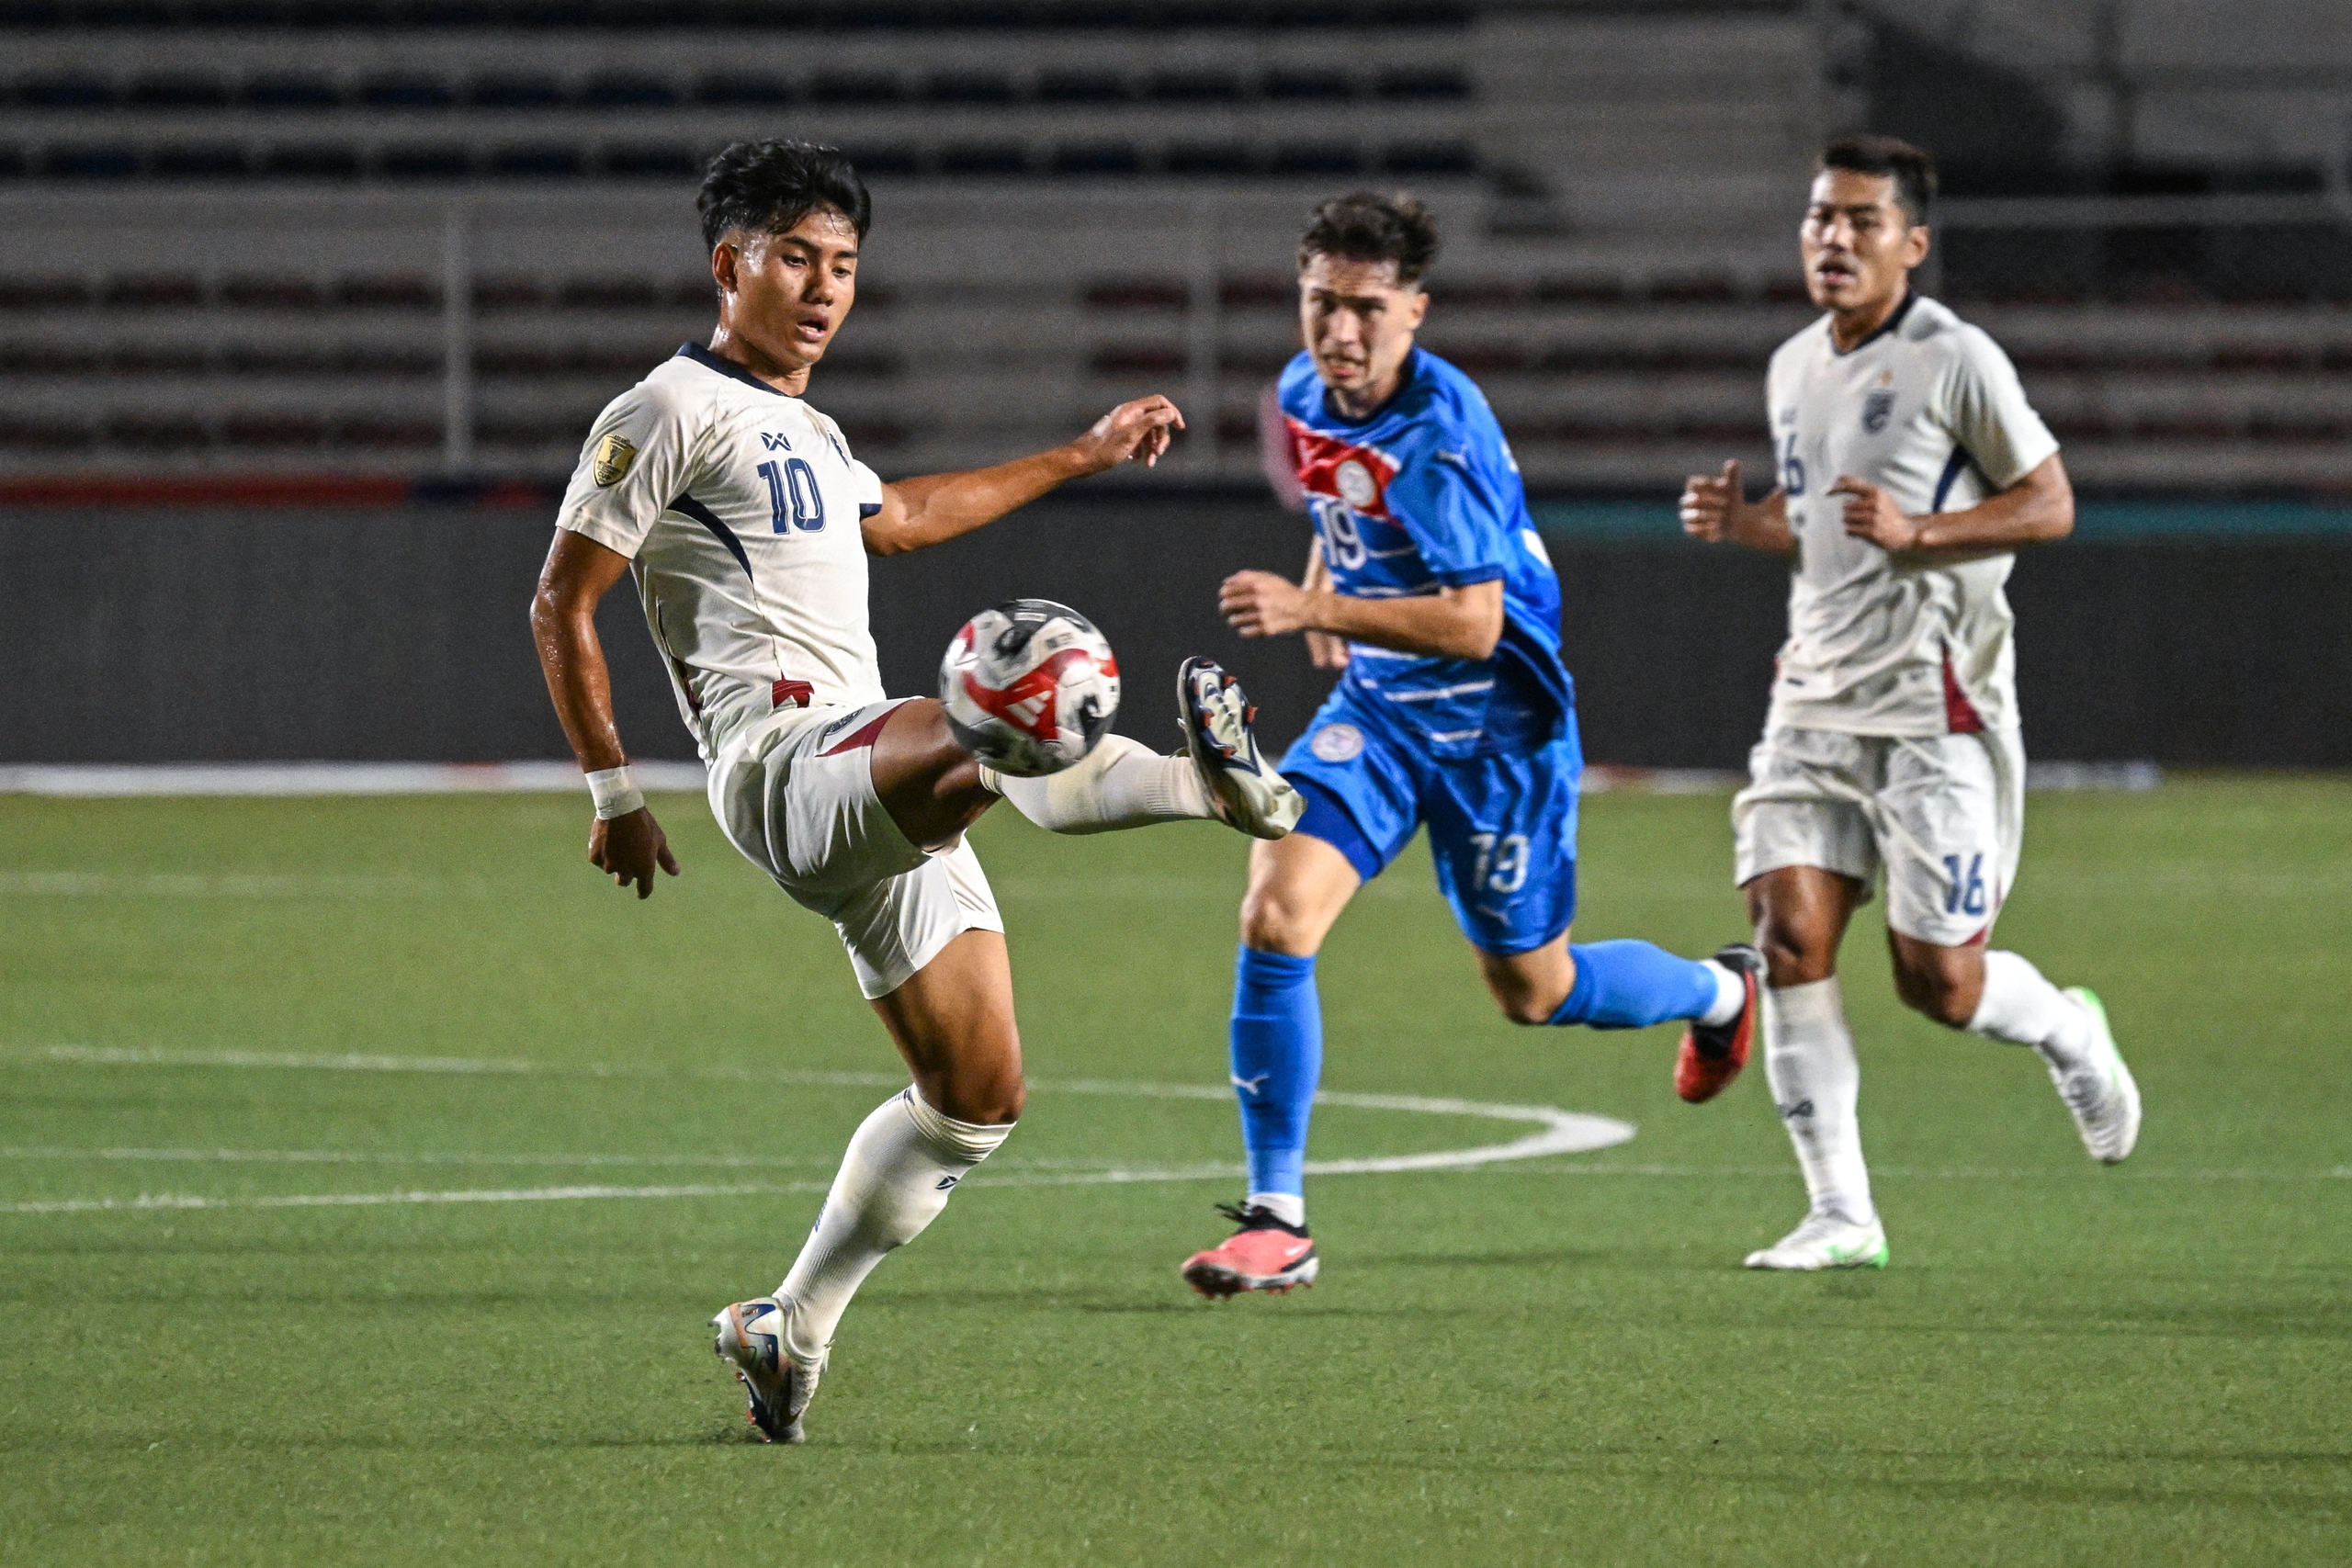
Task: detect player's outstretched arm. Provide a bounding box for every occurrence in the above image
[1832,452,2074,558]
[1220,571,1504,661]
[530,529,680,899]
[1680,459,1795,555]
[861,395,1185,558]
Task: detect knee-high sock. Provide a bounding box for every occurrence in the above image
[775,1088,1010,1361]
[1967,949,2093,1072]
[1764,977,1872,1224]
[984,735,1213,834]
[1545,940,1736,1030]
[1229,945,1320,1223]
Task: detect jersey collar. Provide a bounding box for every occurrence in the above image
[1828,289,1919,357]
[1317,346,1420,429]
[674,341,798,397]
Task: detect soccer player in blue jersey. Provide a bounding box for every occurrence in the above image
[1179,193,1765,1297]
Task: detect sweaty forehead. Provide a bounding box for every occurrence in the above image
[1299,254,1411,296]
[740,206,859,254]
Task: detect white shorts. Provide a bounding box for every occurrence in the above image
[1732,726,2025,947]
[707,698,1004,999]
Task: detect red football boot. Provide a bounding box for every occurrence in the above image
[1675,943,1765,1104]
[1180,1202,1318,1298]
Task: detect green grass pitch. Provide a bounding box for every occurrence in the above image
[3,777,2347,1565]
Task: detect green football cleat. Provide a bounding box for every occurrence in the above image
[1744,1212,1890,1270]
[2055,987,2142,1165]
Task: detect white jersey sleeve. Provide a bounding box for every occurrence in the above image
[1932,326,2058,493]
[556,378,704,558]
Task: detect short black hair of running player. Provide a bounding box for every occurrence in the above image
[1820,134,1937,226]
[1297,191,1441,287]
[696,139,872,255]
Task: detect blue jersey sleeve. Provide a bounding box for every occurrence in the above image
[1380,437,1510,589]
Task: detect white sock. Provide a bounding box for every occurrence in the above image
[1763,977,1874,1224]
[1699,959,1746,1027]
[1246,1190,1306,1229]
[1968,950,2093,1073]
[981,734,1213,834]
[775,1088,1011,1361]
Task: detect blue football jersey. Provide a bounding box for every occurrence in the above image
[1278,346,1572,759]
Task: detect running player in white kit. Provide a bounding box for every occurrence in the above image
[1679,136,2141,1270]
[529,141,1301,1440]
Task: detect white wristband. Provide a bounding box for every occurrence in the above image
[585,764,645,820]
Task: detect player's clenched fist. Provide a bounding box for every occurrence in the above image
[1679,459,1746,543]
[1829,474,1924,552]
[1219,570,1314,639]
[1063,396,1186,474]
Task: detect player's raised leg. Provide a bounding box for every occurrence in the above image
[976,660,1302,842]
[1875,733,2140,1165]
[1891,935,2141,1164]
[1422,748,1761,1092]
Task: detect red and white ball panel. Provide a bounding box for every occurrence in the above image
[938,599,1122,777]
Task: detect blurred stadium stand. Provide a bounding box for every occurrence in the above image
[3,0,2347,487]
[2,1,2348,766]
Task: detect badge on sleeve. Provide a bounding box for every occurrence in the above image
[591,434,639,487]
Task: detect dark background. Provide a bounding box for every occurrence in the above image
[6,492,2346,768]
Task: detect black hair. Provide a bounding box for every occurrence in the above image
[696,139,872,254]
[1820,134,1937,225]
[1296,190,1441,286]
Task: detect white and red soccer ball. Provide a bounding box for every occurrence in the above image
[939,599,1121,777]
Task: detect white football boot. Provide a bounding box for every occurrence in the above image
[1744,1211,1890,1270]
[1178,657,1303,840]
[2052,987,2142,1164]
[712,1296,822,1445]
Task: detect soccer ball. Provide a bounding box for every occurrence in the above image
[939,599,1121,777]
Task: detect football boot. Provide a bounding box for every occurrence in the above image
[1744,1211,1889,1270]
[711,1296,822,1445]
[1177,658,1303,840]
[1180,1201,1319,1298]
[1675,942,1766,1104]
[2053,987,2142,1164]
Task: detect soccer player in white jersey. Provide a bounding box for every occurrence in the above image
[1679,136,2141,1271]
[529,141,1302,1440]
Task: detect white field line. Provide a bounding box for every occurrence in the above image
[0,1182,831,1215]
[0,761,708,797]
[0,1043,1634,1215]
[1484,1163,2352,1182]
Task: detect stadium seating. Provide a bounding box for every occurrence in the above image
[2,0,2346,490]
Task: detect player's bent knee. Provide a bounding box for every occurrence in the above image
[1492,989,1555,1028]
[1755,924,1837,987]
[928,1074,1024,1127]
[1892,965,1975,1029]
[1238,888,1324,957]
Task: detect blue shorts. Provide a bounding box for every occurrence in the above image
[1278,689,1582,955]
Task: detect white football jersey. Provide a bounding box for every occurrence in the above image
[1762,294,2058,737]
[556,344,889,760]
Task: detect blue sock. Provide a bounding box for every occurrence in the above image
[1228,945,1321,1197]
[1548,940,1719,1031]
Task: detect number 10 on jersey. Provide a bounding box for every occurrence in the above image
[758,458,826,533]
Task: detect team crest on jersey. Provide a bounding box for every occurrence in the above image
[1309,723,1365,762]
[591,433,638,486]
[1286,418,1399,519]
[1861,389,1895,434]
